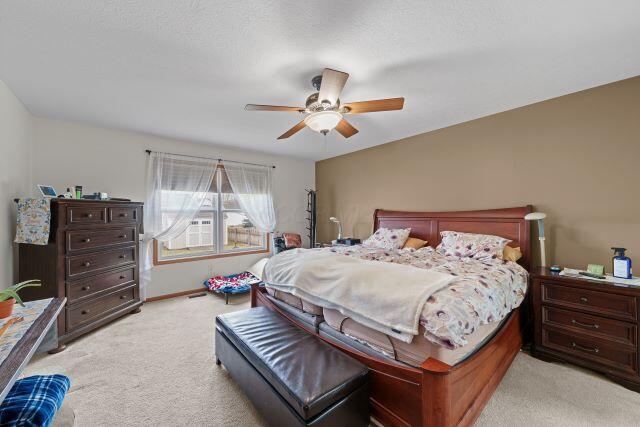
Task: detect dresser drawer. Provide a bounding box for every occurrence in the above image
[542,306,636,347]
[541,282,637,321]
[542,327,637,374]
[66,227,136,253]
[67,267,136,303]
[66,285,137,330]
[109,206,140,224]
[66,206,107,225]
[66,246,136,279]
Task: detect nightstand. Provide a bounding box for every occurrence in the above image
[531,267,640,392]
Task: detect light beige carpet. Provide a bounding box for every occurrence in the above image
[25,294,640,426]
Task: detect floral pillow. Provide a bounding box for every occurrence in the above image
[363,228,411,250]
[437,231,511,261]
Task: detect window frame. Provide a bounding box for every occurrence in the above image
[153,166,270,265]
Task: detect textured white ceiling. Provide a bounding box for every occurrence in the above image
[1,1,639,160]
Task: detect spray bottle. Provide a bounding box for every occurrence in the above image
[612,247,632,279]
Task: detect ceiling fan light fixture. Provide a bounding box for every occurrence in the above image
[304,111,342,134]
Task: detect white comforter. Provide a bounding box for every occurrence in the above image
[263,248,455,343]
[265,245,529,349]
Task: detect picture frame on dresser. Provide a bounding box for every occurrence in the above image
[17,199,144,353]
[531,267,640,392]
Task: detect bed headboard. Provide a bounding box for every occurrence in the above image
[373,206,532,271]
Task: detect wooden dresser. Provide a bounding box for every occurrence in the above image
[532,267,640,391]
[18,199,143,352]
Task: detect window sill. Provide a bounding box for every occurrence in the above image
[152,239,269,266]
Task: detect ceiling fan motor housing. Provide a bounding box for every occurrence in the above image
[311,75,323,91]
[305,92,341,112]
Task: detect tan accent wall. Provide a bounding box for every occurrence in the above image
[316,76,640,271]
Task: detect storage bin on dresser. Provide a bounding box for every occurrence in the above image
[18,199,143,352]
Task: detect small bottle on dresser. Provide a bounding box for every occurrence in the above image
[612,247,632,279]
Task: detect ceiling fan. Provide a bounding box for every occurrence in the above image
[245,68,404,140]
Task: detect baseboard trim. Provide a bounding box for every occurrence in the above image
[145,288,206,302]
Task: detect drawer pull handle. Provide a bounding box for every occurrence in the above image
[81,310,90,315]
[571,319,599,329]
[120,254,126,259]
[579,297,588,303]
[119,275,126,279]
[120,295,126,300]
[83,238,91,243]
[119,234,127,238]
[83,261,91,267]
[571,342,599,354]
[82,286,91,291]
[86,213,93,218]
[119,213,128,217]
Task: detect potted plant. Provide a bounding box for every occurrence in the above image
[0,280,41,318]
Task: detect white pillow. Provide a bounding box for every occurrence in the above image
[437,231,511,261]
[363,228,411,250]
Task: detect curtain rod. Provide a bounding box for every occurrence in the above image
[144,149,276,169]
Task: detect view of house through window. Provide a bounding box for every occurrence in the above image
[158,167,266,261]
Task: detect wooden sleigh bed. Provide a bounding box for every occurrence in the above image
[251,206,532,427]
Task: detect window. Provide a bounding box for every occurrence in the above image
[154,166,268,264]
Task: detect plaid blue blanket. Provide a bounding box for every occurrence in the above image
[0,375,70,427]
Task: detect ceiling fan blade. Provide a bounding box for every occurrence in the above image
[277,119,307,140]
[245,104,305,112]
[318,68,349,106]
[335,119,359,138]
[343,97,404,114]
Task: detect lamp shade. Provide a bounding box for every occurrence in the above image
[524,212,546,221]
[304,111,342,134]
[524,211,548,267]
[329,216,342,239]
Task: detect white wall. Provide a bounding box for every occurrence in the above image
[32,118,314,298]
[0,80,33,287]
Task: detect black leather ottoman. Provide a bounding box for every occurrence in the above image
[215,307,370,427]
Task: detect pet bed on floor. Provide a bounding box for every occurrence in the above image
[203,272,261,304]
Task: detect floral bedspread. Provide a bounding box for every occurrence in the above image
[323,245,528,349]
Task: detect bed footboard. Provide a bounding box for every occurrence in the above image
[251,284,524,427]
[421,308,522,427]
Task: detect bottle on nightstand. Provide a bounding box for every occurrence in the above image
[612,247,632,279]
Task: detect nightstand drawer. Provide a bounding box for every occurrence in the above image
[542,306,636,346]
[542,327,637,374]
[541,282,636,321]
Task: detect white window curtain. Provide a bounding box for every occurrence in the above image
[222,161,276,234]
[140,153,217,298]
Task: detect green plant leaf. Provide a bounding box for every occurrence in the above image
[13,294,24,306]
[8,280,41,293]
[1,280,40,307]
[0,289,23,306]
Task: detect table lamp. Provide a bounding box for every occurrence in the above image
[329,217,343,240]
[525,212,547,267]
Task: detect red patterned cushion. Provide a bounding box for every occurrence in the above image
[283,233,302,248]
